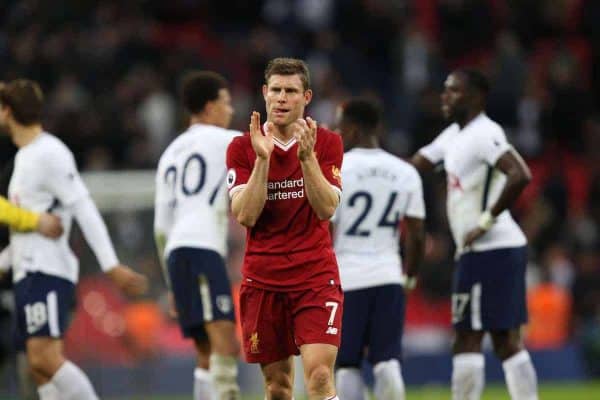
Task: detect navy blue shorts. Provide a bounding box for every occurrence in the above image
[14,272,75,350]
[167,247,235,340]
[452,246,528,331]
[337,284,405,367]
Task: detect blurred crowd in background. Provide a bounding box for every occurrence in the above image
[1,0,600,378]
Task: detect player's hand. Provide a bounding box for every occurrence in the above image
[249,111,274,160]
[167,291,178,318]
[37,213,63,238]
[107,265,149,297]
[294,117,317,162]
[463,227,487,249]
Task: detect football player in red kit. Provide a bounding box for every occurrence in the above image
[226,58,343,400]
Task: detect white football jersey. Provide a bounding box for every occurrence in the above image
[333,148,425,291]
[154,123,241,259]
[8,133,90,283]
[419,113,527,253]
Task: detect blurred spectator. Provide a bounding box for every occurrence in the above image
[0,0,598,368]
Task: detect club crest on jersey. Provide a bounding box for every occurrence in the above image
[250,332,260,353]
[332,165,342,185]
[216,295,232,314]
[227,169,236,189]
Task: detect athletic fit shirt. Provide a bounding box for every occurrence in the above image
[226,126,343,290]
[418,113,527,253]
[155,123,241,259]
[9,133,90,283]
[334,148,425,291]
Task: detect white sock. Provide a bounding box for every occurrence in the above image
[195,367,215,400]
[452,353,485,400]
[373,359,405,400]
[37,382,59,400]
[502,350,539,400]
[51,361,99,400]
[336,367,367,400]
[209,353,240,399]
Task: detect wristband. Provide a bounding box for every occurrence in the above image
[405,276,417,290]
[478,210,496,231]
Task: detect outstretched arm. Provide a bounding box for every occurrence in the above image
[72,196,148,296]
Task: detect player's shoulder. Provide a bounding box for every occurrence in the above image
[438,122,460,140]
[317,126,341,142]
[228,131,252,148]
[377,149,420,178]
[316,127,343,153]
[33,132,73,160]
[474,114,506,137]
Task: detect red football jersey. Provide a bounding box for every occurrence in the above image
[226,126,343,291]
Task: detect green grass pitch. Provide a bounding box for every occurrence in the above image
[109,381,600,399]
[2,382,599,399]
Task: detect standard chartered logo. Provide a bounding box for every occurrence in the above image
[267,178,304,200]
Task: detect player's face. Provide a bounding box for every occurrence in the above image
[0,105,10,135]
[263,74,312,127]
[441,72,469,122]
[212,88,234,129]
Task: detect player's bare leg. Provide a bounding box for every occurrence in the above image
[17,351,40,400]
[27,337,98,400]
[193,338,214,400]
[205,320,241,399]
[261,356,294,400]
[491,329,538,400]
[300,343,338,400]
[452,330,485,400]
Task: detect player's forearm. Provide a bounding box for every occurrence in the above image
[403,218,425,277]
[0,246,11,273]
[72,196,119,271]
[300,153,339,220]
[154,232,171,288]
[231,156,269,227]
[0,196,40,232]
[490,152,531,217]
[490,175,529,217]
[411,153,436,175]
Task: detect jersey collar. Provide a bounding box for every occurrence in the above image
[263,122,297,151]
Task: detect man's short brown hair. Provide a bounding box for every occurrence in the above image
[264,58,311,90]
[0,79,44,125]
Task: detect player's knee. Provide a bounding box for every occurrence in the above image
[27,349,55,377]
[493,340,522,360]
[306,364,333,392]
[264,369,293,400]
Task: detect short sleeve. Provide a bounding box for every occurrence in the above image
[319,132,343,197]
[405,170,426,219]
[478,127,511,166]
[226,136,252,198]
[154,156,175,233]
[418,125,455,164]
[43,148,89,206]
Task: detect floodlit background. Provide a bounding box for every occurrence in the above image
[1,0,600,398]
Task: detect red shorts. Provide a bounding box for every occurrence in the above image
[239,283,344,364]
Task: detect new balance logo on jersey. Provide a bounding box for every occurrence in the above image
[326,327,338,335]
